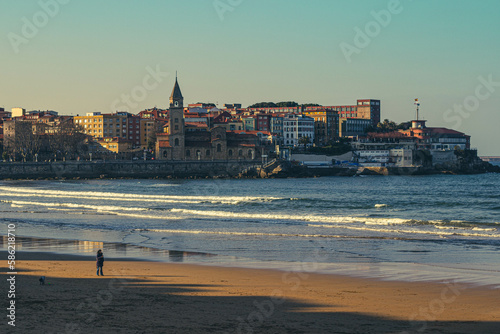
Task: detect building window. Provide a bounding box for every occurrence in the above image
[175,118,179,123]
[174,138,179,146]
[217,144,221,152]
[186,150,190,157]
[206,150,210,156]
[238,150,243,156]
[175,125,178,130]
[228,149,233,157]
[163,151,167,158]
[248,150,252,158]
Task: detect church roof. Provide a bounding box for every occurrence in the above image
[170,78,183,100]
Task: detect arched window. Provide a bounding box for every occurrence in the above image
[196,150,201,159]
[238,150,243,157]
[217,144,221,152]
[206,150,210,156]
[186,150,190,157]
[248,150,252,158]
[228,149,233,157]
[163,151,168,158]
[174,138,179,146]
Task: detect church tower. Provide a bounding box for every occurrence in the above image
[169,75,185,160]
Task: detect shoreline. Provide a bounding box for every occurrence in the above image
[2,250,500,333]
[4,236,500,289]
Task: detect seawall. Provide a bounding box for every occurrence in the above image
[0,160,256,180]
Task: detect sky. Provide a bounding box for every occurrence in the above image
[1,0,499,155]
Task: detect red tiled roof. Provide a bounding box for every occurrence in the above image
[427,127,468,136]
[367,132,410,139]
[185,122,208,128]
[232,130,272,136]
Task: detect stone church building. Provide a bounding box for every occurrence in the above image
[156,78,259,161]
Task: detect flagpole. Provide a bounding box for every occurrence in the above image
[414,99,420,120]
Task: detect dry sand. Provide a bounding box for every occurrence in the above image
[2,251,499,333]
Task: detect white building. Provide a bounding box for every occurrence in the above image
[354,149,390,166]
[283,113,314,147]
[389,149,414,167]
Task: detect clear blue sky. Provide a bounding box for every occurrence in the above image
[1,0,499,155]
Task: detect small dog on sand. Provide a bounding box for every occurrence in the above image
[39,276,45,285]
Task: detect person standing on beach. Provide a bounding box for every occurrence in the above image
[96,249,104,276]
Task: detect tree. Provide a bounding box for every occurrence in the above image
[248,102,277,108]
[12,121,42,161]
[301,103,321,108]
[147,131,157,151]
[48,119,87,160]
[371,119,408,133]
[276,101,299,108]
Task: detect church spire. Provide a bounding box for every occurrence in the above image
[170,74,183,101]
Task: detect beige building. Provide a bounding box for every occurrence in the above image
[97,137,132,154]
[74,112,128,140]
[11,107,26,117]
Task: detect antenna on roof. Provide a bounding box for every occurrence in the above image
[414,98,420,120]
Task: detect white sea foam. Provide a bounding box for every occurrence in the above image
[139,228,345,239]
[5,200,146,212]
[374,204,388,208]
[307,224,500,238]
[0,186,281,204]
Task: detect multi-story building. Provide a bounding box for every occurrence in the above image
[74,112,145,148]
[339,117,372,138]
[282,113,315,147]
[354,149,390,165]
[302,109,339,145]
[399,120,470,151]
[97,137,132,154]
[242,116,256,131]
[255,114,271,131]
[270,114,284,145]
[0,108,11,120]
[11,107,26,117]
[305,99,381,126]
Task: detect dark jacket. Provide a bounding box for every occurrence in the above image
[96,253,104,267]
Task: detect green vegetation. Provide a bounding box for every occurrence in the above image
[365,119,411,133]
[248,102,321,108]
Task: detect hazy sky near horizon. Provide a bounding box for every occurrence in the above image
[1,0,499,155]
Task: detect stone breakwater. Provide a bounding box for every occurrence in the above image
[0,161,256,180]
[0,158,498,180]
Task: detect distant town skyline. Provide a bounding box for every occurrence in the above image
[2,0,499,155]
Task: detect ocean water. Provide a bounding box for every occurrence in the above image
[1,173,499,286]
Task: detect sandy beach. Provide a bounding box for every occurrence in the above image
[1,251,499,333]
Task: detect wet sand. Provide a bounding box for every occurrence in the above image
[1,251,499,333]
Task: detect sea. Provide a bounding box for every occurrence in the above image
[2,165,500,287]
